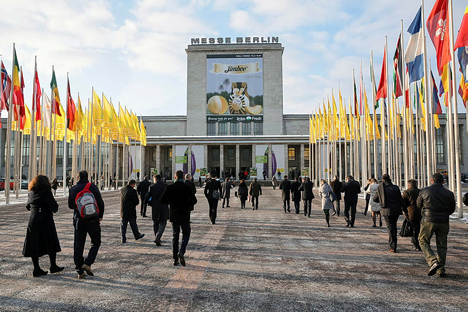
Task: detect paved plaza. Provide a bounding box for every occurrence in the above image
[0,186,467,311]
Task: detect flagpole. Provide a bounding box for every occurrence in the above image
[38,91,44,175]
[62,73,69,196]
[29,56,37,181]
[448,0,463,217]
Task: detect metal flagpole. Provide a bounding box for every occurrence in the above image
[63,73,69,196]
[29,56,37,181]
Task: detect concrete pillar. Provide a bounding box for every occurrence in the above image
[156,145,161,176]
[188,144,192,177]
[300,144,305,176]
[284,145,289,179]
[171,144,175,180]
[251,144,256,178]
[268,144,272,178]
[140,145,145,178]
[220,144,224,178]
[236,144,240,181]
[204,145,208,178]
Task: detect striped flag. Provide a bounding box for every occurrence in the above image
[405,7,424,82]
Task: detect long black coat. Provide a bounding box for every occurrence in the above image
[23,189,61,257]
[402,186,421,221]
[340,180,361,204]
[279,179,292,201]
[238,182,248,201]
[161,180,195,222]
[290,181,302,202]
[330,179,343,200]
[299,181,314,200]
[120,185,139,219]
[137,179,151,200]
[146,180,169,222]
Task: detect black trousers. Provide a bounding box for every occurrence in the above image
[73,218,101,271]
[121,218,142,239]
[208,198,219,223]
[303,199,312,216]
[283,199,290,211]
[364,194,370,214]
[140,193,148,216]
[251,196,259,209]
[293,200,301,214]
[344,200,357,226]
[411,219,421,249]
[384,215,400,250]
[172,220,191,259]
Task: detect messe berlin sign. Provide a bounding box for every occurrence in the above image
[191,37,279,45]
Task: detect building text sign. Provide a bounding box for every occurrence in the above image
[191,37,279,45]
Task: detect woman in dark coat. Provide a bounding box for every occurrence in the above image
[23,175,63,277]
[237,180,248,209]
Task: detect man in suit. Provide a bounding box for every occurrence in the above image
[120,180,145,243]
[279,175,292,213]
[137,176,151,217]
[330,175,343,216]
[204,174,222,224]
[299,177,314,217]
[222,177,233,208]
[161,170,197,266]
[340,175,361,227]
[249,178,262,210]
[146,175,168,246]
[291,177,302,214]
[185,174,197,212]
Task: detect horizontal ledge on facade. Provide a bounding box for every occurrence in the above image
[146,135,309,145]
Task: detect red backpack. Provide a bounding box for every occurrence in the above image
[75,183,99,219]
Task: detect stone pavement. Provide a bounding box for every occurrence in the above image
[0,187,467,311]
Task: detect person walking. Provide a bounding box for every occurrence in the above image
[161,170,197,266]
[146,175,169,246]
[120,179,145,244]
[185,173,197,212]
[204,174,222,224]
[272,175,277,190]
[23,175,64,277]
[373,174,404,253]
[340,175,361,227]
[417,173,455,277]
[237,179,248,209]
[198,175,202,188]
[363,179,372,216]
[249,178,262,210]
[299,177,314,217]
[68,170,105,279]
[291,177,302,214]
[262,170,266,180]
[279,175,292,213]
[51,178,58,195]
[222,177,233,208]
[137,175,151,217]
[402,179,421,250]
[366,178,382,227]
[330,175,342,216]
[318,179,334,227]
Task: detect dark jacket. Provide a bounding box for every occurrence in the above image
[120,185,139,219]
[330,179,343,200]
[238,182,248,201]
[137,179,151,198]
[23,189,61,257]
[146,180,169,221]
[249,181,262,197]
[299,181,314,200]
[291,181,302,202]
[204,179,222,200]
[161,179,196,222]
[185,179,197,211]
[373,182,403,216]
[402,186,421,221]
[68,179,105,220]
[416,183,455,223]
[222,180,234,198]
[340,180,360,204]
[279,179,292,201]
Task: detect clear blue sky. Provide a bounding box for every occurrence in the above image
[0,0,465,117]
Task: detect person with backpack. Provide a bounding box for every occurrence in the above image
[120,179,145,243]
[204,174,222,224]
[68,170,105,279]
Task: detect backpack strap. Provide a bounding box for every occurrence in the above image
[84,183,91,191]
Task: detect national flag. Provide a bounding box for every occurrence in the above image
[1,61,11,111]
[50,68,62,116]
[405,7,424,83]
[393,35,404,98]
[431,70,443,114]
[427,0,451,75]
[66,78,76,131]
[42,93,52,128]
[12,47,25,118]
[353,77,359,116]
[33,68,41,121]
[454,6,468,50]
[376,48,387,101]
[370,56,379,109]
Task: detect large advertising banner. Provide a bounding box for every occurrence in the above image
[191,145,205,179]
[128,147,141,180]
[206,54,263,123]
[272,145,285,180]
[255,145,268,179]
[175,145,189,174]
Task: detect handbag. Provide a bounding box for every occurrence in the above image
[399,219,414,237]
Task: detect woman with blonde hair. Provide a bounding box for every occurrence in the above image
[23,175,63,277]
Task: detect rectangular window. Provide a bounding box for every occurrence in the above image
[242,123,251,135]
[241,147,250,162]
[304,147,309,161]
[207,122,216,136]
[219,123,228,136]
[230,123,239,135]
[227,147,235,161]
[212,147,220,161]
[56,141,63,166]
[253,123,263,135]
[152,148,157,161]
[22,135,30,167]
[435,127,444,164]
[288,147,296,161]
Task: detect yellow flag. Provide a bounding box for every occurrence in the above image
[92,90,103,129]
[140,118,147,146]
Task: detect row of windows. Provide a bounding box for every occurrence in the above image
[208,122,263,136]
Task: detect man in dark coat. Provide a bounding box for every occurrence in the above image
[249,178,262,210]
[120,180,145,243]
[279,175,292,213]
[146,175,168,246]
[373,174,403,252]
[185,174,197,212]
[204,174,222,224]
[340,175,361,227]
[417,173,455,277]
[68,170,105,279]
[402,179,421,250]
[161,170,197,266]
[330,175,343,216]
[291,177,302,214]
[221,177,233,208]
[137,176,151,217]
[299,177,314,217]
